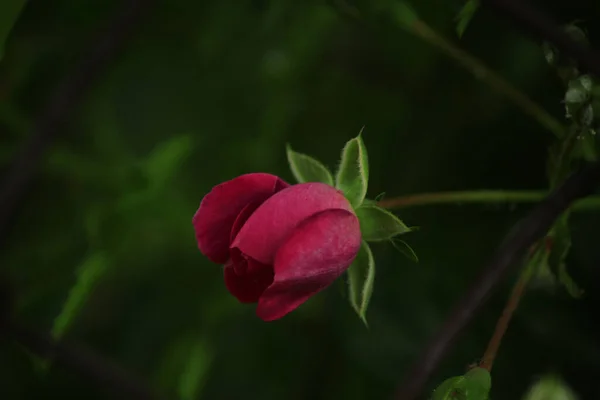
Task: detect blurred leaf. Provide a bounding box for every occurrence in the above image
[522,375,578,400]
[455,0,479,38]
[179,338,213,400]
[391,238,418,263]
[0,0,26,60]
[356,204,411,242]
[51,253,109,341]
[155,335,214,400]
[389,0,419,29]
[558,261,584,298]
[285,144,334,185]
[347,240,375,326]
[529,241,555,290]
[144,134,195,189]
[335,130,369,208]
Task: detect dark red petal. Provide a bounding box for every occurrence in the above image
[229,201,262,243]
[224,259,274,304]
[193,173,289,264]
[256,209,361,321]
[231,183,354,265]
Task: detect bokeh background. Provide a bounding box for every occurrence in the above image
[1,0,600,399]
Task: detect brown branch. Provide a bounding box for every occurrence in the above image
[0,0,154,245]
[479,257,532,371]
[394,162,600,400]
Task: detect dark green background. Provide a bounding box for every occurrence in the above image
[1,0,600,399]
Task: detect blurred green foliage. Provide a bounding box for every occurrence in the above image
[2,0,600,399]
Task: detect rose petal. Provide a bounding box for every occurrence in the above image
[224,259,274,304]
[229,201,262,243]
[256,209,361,321]
[231,183,353,265]
[193,173,289,264]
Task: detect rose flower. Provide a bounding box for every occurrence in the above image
[193,173,361,321]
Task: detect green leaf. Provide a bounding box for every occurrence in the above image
[335,130,369,208]
[463,368,491,399]
[0,0,26,60]
[286,144,334,185]
[522,375,578,400]
[431,368,491,400]
[347,241,375,326]
[431,376,466,400]
[391,239,418,263]
[355,204,411,242]
[51,253,109,341]
[456,0,480,38]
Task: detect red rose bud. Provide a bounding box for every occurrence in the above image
[193,173,361,321]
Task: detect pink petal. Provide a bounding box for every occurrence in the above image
[193,173,289,264]
[231,183,354,265]
[224,259,274,304]
[256,209,361,321]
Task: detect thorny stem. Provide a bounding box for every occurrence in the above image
[378,190,600,210]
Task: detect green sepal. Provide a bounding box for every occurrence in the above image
[286,144,334,186]
[335,130,369,208]
[347,240,375,327]
[355,204,411,242]
[391,238,418,263]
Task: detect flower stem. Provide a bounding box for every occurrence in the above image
[378,190,600,211]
